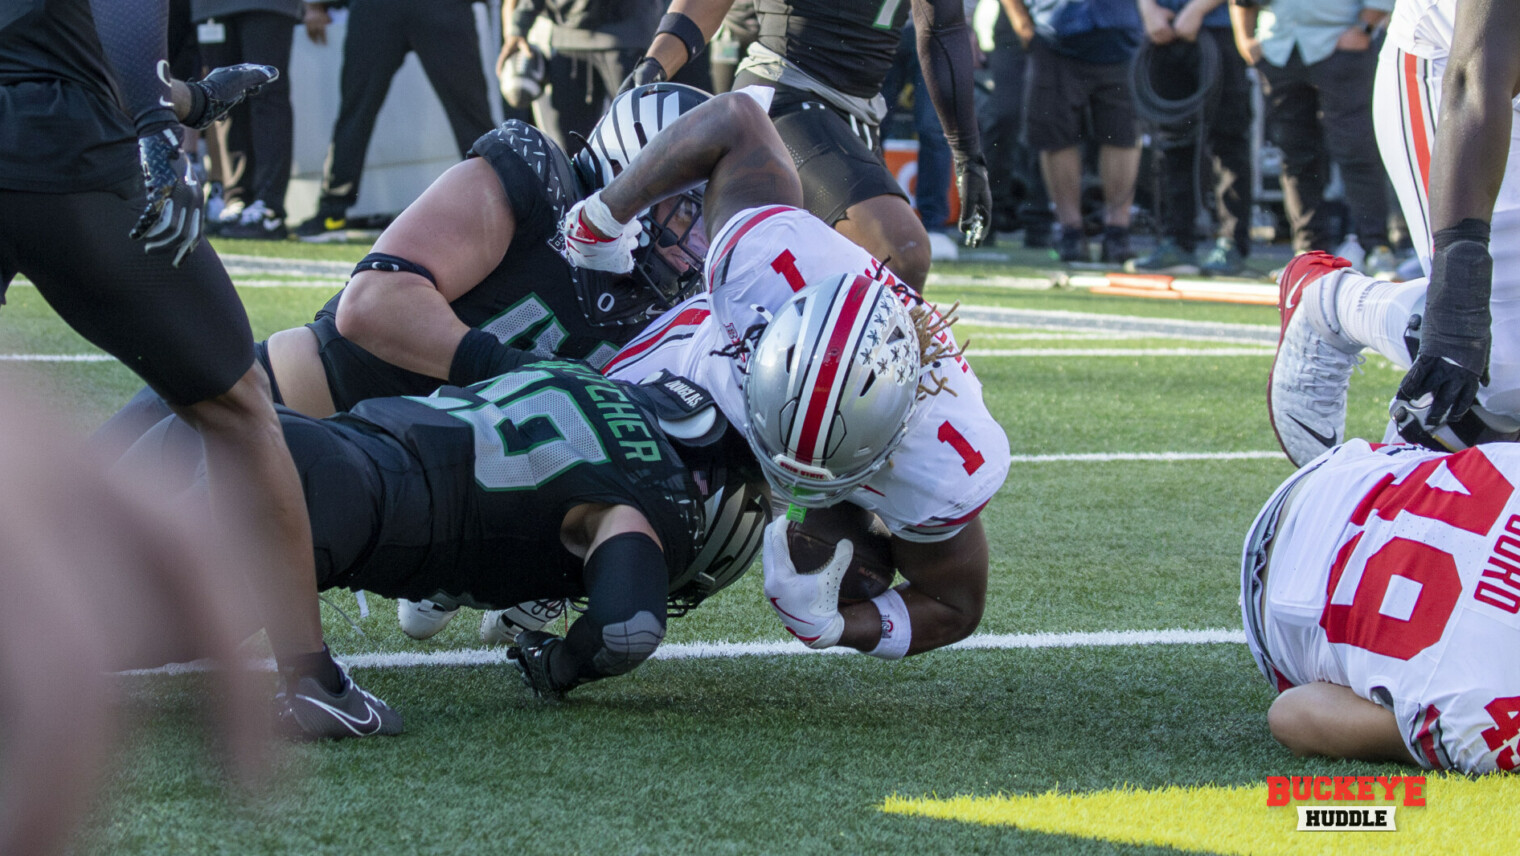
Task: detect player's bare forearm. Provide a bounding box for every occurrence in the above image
[1429,0,1520,231]
[838,517,988,654]
[1268,683,1419,765]
[599,92,803,240]
[336,159,514,379]
[645,0,737,79]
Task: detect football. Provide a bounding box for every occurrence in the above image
[786,503,897,603]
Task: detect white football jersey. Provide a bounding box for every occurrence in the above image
[1386,0,1455,60]
[1244,440,1520,773]
[606,205,1010,541]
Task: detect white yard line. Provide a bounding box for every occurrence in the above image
[120,627,1247,675]
[0,353,115,362]
[1006,451,1283,463]
[966,347,1273,357]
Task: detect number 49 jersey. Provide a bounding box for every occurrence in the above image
[605,205,1010,541]
[1244,440,1520,773]
[316,361,704,608]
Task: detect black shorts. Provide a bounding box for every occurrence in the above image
[0,179,255,406]
[741,78,909,225]
[279,409,420,592]
[1024,40,1139,152]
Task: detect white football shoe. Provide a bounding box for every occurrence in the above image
[1268,251,1364,467]
[480,598,568,645]
[397,598,459,640]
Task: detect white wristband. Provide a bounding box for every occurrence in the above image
[580,189,629,237]
[866,587,911,660]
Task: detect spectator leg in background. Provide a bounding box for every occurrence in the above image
[411,0,495,157]
[1260,52,1330,252]
[913,60,952,230]
[1041,145,1084,232]
[232,11,294,220]
[1311,47,1389,248]
[1207,27,1254,256]
[320,0,413,212]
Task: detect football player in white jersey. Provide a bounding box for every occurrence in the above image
[1270,0,1520,466]
[1244,439,1520,773]
[559,89,1011,659]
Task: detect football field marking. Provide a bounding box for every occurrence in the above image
[121,627,1247,676]
[883,775,1520,856]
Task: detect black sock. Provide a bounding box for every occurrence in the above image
[282,645,345,694]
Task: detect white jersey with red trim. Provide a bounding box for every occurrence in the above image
[1245,439,1520,773]
[1386,0,1454,61]
[606,205,1010,541]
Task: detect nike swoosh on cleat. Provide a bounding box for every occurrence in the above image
[1288,415,1337,449]
[296,692,382,735]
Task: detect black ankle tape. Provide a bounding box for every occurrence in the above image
[353,253,438,286]
[1432,218,1490,251]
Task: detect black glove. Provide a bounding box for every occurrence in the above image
[506,630,579,700]
[955,154,992,247]
[1392,228,1492,440]
[183,63,279,130]
[617,56,667,96]
[132,128,204,267]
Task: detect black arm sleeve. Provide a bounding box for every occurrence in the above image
[913,0,983,163]
[558,532,669,686]
[90,0,178,134]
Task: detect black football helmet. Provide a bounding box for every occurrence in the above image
[572,82,713,312]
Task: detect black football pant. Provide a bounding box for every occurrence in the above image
[318,0,494,211]
[196,10,295,217]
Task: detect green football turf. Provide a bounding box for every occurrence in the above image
[0,254,1431,854]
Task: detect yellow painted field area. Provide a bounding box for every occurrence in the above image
[882,774,1520,855]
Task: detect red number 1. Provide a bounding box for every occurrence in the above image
[937,421,984,475]
[770,250,807,292]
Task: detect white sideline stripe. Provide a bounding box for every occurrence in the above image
[8,347,1274,363]
[1009,451,1283,462]
[967,347,1272,357]
[119,628,1247,676]
[0,353,114,362]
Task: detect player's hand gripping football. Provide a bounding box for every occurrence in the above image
[557,190,642,274]
[183,63,279,130]
[955,154,992,247]
[762,517,851,649]
[133,128,204,267]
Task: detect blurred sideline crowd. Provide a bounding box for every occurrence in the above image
[175,0,1415,278]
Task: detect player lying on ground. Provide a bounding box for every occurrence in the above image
[122,360,765,724]
[563,89,1011,659]
[92,84,724,640]
[621,0,994,290]
[1244,439,1520,772]
[1271,0,1520,467]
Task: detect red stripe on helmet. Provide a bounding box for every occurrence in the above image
[793,276,872,466]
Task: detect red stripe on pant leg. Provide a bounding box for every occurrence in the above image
[1403,51,1433,196]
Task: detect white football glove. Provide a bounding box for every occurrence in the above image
[762,516,851,649]
[558,190,641,274]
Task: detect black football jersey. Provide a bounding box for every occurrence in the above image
[307,121,672,411]
[303,360,704,607]
[753,0,910,98]
[0,0,139,191]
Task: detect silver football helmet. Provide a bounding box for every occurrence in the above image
[572,82,713,308]
[743,273,922,508]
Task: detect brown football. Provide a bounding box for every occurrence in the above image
[786,502,897,603]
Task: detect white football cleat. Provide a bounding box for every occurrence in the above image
[1268,251,1364,467]
[480,599,568,645]
[397,598,459,640]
